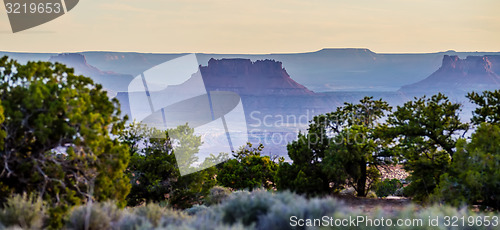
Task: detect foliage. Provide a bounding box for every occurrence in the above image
[219,189,280,226]
[65,201,123,230]
[218,189,345,229]
[387,93,468,202]
[278,97,392,196]
[0,100,4,149]
[339,187,357,196]
[0,193,46,229]
[217,143,280,191]
[133,203,189,228]
[0,56,130,228]
[185,204,209,215]
[211,189,500,230]
[205,186,232,206]
[120,123,217,209]
[276,132,330,195]
[393,187,408,197]
[433,90,500,210]
[323,97,393,196]
[434,123,500,210]
[366,190,378,199]
[374,179,403,197]
[467,90,500,125]
[0,191,498,230]
[65,201,190,230]
[256,192,346,230]
[114,212,152,230]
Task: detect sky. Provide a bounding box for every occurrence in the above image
[0,0,499,54]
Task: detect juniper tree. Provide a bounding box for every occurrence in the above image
[0,56,130,228]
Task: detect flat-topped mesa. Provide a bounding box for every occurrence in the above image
[201,58,288,76]
[440,55,494,75]
[441,55,462,71]
[49,53,107,75]
[465,56,493,75]
[50,53,88,65]
[400,55,500,93]
[200,58,314,96]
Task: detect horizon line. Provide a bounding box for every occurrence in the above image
[1,48,500,56]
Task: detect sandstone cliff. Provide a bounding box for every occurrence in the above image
[400,55,500,94]
[200,58,315,96]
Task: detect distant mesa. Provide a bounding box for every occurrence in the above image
[400,55,500,94]
[200,58,315,96]
[50,55,315,97]
[309,48,378,61]
[313,48,375,55]
[50,53,105,76]
[49,53,134,93]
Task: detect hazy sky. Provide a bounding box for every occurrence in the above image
[1,0,499,53]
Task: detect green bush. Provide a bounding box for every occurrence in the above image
[374,179,403,197]
[0,193,46,229]
[434,123,500,210]
[217,143,280,191]
[387,93,468,202]
[205,186,232,206]
[279,97,393,197]
[121,123,217,209]
[0,57,131,229]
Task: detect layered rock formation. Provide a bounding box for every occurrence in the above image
[199,58,315,96]
[486,55,500,75]
[400,55,500,94]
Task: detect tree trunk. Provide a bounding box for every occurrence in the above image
[356,160,367,197]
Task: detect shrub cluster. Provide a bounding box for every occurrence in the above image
[374,179,403,197]
[1,190,499,230]
[205,186,232,206]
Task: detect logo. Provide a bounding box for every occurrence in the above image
[3,0,79,33]
[127,54,248,175]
